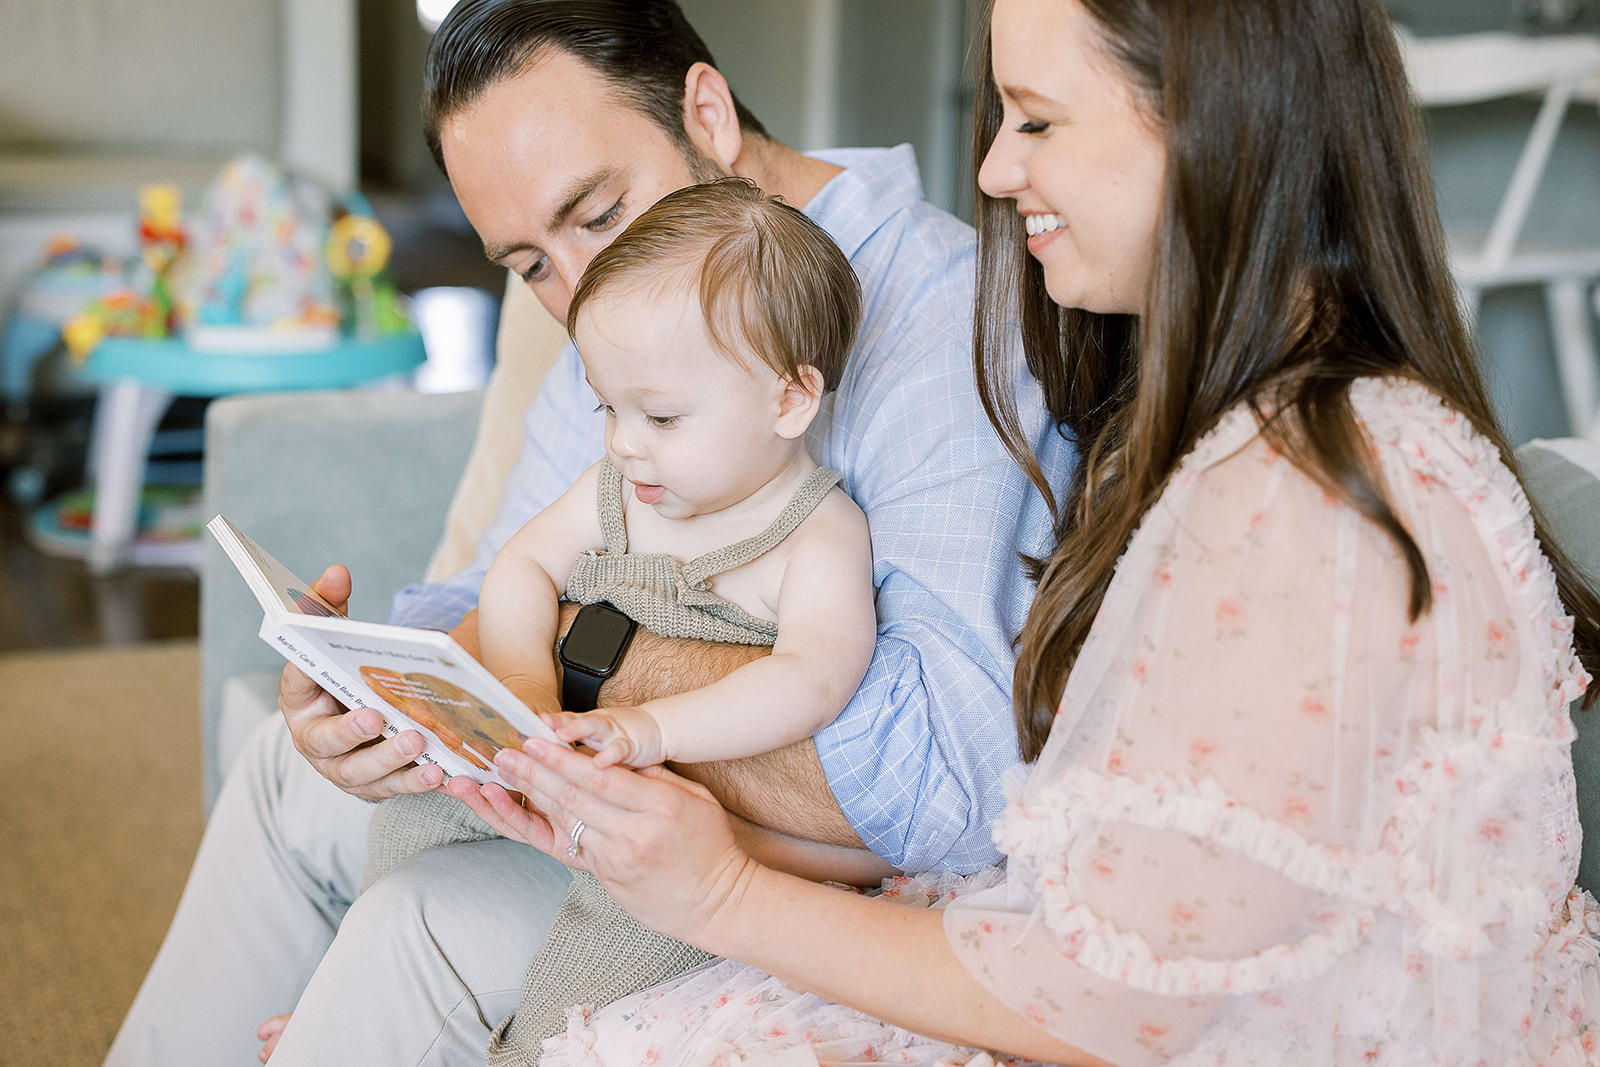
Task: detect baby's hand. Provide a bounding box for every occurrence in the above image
[542,706,666,767]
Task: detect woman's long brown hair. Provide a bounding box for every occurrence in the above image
[975,0,1600,761]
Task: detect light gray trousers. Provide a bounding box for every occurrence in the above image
[104,716,572,1066]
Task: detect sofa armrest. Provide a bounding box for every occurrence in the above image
[199,387,481,808]
[1517,437,1600,895]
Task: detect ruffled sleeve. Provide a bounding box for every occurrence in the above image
[945,380,1590,1066]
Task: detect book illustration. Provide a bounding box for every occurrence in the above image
[286,588,341,618]
[359,667,530,774]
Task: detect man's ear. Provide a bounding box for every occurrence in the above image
[681,62,743,172]
[774,366,826,440]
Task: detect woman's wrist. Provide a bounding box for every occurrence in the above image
[686,852,790,959]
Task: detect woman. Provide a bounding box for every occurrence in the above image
[453,0,1600,1062]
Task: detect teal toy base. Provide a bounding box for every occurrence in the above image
[86,332,426,395]
[28,490,203,569]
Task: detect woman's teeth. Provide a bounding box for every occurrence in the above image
[1025,213,1065,237]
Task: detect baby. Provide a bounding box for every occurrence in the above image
[477,177,875,769]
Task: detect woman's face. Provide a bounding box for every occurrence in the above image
[978,0,1166,316]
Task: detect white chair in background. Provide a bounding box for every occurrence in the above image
[1398,30,1600,437]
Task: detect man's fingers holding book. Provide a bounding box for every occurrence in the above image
[307,563,352,612]
[317,732,446,800]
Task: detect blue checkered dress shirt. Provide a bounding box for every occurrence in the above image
[390,145,1075,871]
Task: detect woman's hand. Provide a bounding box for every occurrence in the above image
[450,739,755,945]
[444,772,563,858]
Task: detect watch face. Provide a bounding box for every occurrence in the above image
[562,603,635,674]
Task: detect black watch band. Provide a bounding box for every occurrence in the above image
[557,602,636,712]
[560,665,606,713]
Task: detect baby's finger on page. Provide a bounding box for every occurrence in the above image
[594,738,631,768]
[546,712,602,743]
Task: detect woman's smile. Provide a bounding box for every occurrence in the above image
[1023,212,1064,237]
[1024,211,1066,255]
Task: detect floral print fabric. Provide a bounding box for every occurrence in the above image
[945,378,1599,1065]
[540,869,1031,1067]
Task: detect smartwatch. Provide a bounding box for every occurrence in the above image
[558,601,637,711]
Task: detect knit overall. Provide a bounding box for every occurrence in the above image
[364,457,844,1066]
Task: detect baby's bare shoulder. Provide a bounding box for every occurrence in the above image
[784,485,871,563]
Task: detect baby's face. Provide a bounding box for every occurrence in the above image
[575,285,805,520]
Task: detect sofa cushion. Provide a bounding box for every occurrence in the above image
[1517,437,1600,894]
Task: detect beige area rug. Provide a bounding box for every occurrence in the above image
[0,640,202,1067]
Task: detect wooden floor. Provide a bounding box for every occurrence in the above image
[0,494,198,652]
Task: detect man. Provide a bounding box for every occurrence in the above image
[106,2,1071,1064]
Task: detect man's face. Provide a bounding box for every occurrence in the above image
[441,49,721,323]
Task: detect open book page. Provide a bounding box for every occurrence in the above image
[207,515,562,785]
[211,516,346,620]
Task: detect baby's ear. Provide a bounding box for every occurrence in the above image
[775,365,826,439]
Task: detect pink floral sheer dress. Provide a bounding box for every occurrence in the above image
[944,377,1599,1065]
[542,379,1599,1067]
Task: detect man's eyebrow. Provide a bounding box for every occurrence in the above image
[481,168,620,262]
[549,168,619,232]
[482,238,532,263]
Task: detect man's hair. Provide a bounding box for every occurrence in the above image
[567,178,861,394]
[422,0,768,175]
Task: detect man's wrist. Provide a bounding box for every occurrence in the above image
[670,741,864,848]
[602,626,768,707]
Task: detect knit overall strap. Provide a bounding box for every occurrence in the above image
[679,464,844,587]
[595,457,630,554]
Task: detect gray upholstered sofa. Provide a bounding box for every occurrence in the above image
[198,387,480,807]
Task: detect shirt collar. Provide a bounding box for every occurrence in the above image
[801,144,926,258]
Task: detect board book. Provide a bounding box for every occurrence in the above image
[207,514,560,786]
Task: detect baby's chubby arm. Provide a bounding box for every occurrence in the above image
[478,462,606,717]
[551,489,875,767]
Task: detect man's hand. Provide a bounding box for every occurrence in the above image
[256,1013,290,1062]
[277,565,445,801]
